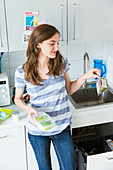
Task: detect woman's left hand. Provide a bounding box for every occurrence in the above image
[84,68,100,80]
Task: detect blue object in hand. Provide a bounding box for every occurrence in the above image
[93,59,107,78]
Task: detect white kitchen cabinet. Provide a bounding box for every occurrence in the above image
[87,151,113,170]
[26,132,59,170]
[73,122,113,170]
[5,0,67,56]
[67,0,113,55]
[4,0,113,53]
[51,142,60,170]
[0,0,8,52]
[0,126,27,170]
[1,118,113,170]
[68,0,113,43]
[77,147,113,170]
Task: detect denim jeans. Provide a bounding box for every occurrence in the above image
[28,126,75,170]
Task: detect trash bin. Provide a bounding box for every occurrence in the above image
[75,135,113,170]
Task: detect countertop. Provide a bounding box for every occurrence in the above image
[0,101,113,130]
[0,104,28,130]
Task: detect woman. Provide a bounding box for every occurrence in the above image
[15,24,100,170]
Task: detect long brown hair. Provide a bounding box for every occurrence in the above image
[23,24,66,86]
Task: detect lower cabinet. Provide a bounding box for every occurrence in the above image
[73,123,113,170]
[77,144,113,170]
[87,151,113,170]
[51,142,60,170]
[1,123,113,170]
[0,124,59,170]
[0,126,27,170]
[26,132,60,170]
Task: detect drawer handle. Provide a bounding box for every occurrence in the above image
[106,157,113,160]
[0,134,7,139]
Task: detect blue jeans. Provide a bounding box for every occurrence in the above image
[28,126,75,170]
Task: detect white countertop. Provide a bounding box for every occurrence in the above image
[0,101,113,130]
[0,104,28,130]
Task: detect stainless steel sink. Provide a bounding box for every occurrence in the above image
[69,87,113,109]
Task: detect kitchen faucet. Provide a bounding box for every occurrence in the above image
[83,52,90,88]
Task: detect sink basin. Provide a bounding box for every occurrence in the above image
[69,87,113,109]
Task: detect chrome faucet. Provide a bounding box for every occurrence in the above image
[83,52,90,88]
[84,52,90,74]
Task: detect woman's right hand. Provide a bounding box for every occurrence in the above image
[26,106,39,125]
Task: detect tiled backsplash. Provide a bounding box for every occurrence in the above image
[1,41,113,96]
[103,41,113,88]
[2,50,26,96]
[68,41,104,80]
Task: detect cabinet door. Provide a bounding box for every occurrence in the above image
[5,0,67,56]
[68,0,81,42]
[68,0,113,43]
[0,0,8,52]
[0,126,27,170]
[87,151,113,170]
[50,142,60,170]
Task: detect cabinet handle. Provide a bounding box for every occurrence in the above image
[60,4,64,41]
[106,157,113,160]
[73,3,76,40]
[0,134,7,139]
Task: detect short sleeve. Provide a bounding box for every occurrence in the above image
[64,57,71,73]
[15,66,25,88]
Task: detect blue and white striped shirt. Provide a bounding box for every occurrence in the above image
[15,57,72,136]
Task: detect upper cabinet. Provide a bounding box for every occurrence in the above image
[0,0,8,52]
[5,0,67,54]
[68,0,113,43]
[4,0,113,52]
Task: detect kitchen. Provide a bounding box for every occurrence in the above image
[0,0,113,170]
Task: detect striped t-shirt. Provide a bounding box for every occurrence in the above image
[15,57,72,136]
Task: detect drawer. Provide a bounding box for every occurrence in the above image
[87,151,113,170]
[74,129,113,170]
